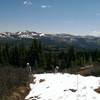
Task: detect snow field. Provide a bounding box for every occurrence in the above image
[25,73,100,100]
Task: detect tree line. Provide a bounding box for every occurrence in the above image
[0,39,100,72]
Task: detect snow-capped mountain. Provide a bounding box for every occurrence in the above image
[0,31,45,39]
[0,31,100,49]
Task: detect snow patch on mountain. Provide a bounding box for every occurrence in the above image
[0,31,45,39]
[40,33,45,37]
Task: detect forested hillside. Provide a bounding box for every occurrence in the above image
[0,39,100,71]
[0,39,100,99]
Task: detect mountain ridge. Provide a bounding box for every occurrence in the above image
[0,31,100,49]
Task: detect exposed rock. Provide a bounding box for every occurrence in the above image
[69,89,77,92]
[94,87,100,94]
[39,79,45,83]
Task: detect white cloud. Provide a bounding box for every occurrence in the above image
[92,30,97,33]
[23,1,27,5]
[86,30,100,36]
[23,1,32,6]
[41,5,47,8]
[41,5,52,9]
[90,30,100,36]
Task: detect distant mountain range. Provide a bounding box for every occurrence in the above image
[0,31,45,38]
[0,31,100,49]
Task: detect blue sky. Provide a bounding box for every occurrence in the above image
[0,0,100,35]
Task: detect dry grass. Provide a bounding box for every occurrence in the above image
[7,84,30,100]
[0,66,29,100]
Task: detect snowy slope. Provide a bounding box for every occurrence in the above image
[25,73,100,100]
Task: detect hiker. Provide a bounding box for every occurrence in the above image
[55,66,59,73]
[26,63,32,74]
[26,63,33,82]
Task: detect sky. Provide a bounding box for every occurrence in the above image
[0,0,100,36]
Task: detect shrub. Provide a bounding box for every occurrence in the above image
[0,66,29,100]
